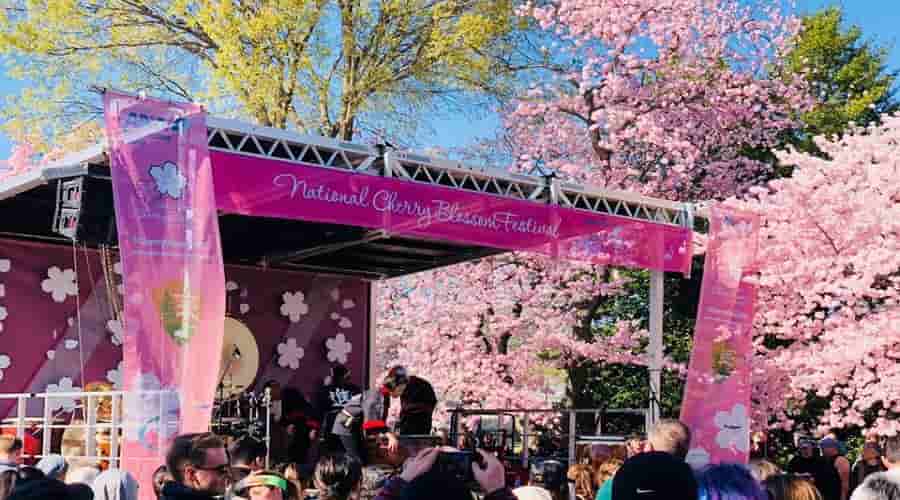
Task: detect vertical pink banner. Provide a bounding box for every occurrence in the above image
[104,92,226,497]
[680,205,759,468]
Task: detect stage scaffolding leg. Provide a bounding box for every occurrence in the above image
[648,270,664,427]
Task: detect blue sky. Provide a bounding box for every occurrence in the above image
[0,0,897,159]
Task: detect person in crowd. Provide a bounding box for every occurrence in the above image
[12,469,41,483]
[0,470,17,500]
[851,435,900,500]
[374,447,515,500]
[232,470,300,500]
[92,469,139,500]
[611,451,698,500]
[230,436,268,482]
[67,465,101,486]
[750,459,783,482]
[313,454,362,500]
[595,419,692,500]
[696,463,768,500]
[162,432,232,499]
[281,387,320,465]
[7,478,93,500]
[566,464,594,500]
[316,366,362,454]
[821,438,851,500]
[592,458,622,493]
[0,437,22,473]
[513,486,553,500]
[789,438,841,500]
[624,435,645,459]
[34,455,67,481]
[153,466,172,500]
[851,442,887,494]
[764,474,823,500]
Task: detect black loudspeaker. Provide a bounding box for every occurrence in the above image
[52,175,117,244]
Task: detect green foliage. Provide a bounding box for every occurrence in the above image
[566,258,703,426]
[0,0,528,149]
[781,6,898,158]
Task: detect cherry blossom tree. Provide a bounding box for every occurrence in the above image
[741,116,900,435]
[508,0,810,200]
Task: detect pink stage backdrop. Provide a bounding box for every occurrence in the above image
[680,205,760,468]
[210,152,693,275]
[0,238,369,437]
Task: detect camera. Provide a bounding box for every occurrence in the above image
[434,451,483,487]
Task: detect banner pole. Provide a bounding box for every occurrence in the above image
[648,270,664,427]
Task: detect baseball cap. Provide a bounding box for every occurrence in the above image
[612,452,698,500]
[819,438,840,449]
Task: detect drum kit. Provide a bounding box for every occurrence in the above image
[212,317,269,439]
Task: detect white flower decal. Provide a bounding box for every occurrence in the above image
[0,354,11,381]
[239,303,250,314]
[330,288,340,302]
[326,333,353,364]
[46,377,82,412]
[686,447,711,469]
[0,259,9,272]
[149,161,186,199]
[338,317,352,329]
[280,292,309,323]
[106,319,124,346]
[0,306,6,321]
[106,361,123,389]
[41,266,78,303]
[714,403,750,452]
[0,284,5,298]
[342,299,355,310]
[277,337,305,369]
[226,281,239,292]
[113,261,124,295]
[64,339,79,350]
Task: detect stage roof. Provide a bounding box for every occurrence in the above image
[0,117,694,280]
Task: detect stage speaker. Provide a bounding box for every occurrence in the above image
[52,175,117,244]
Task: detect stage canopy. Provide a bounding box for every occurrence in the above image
[0,117,694,280]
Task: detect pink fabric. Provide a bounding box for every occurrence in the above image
[104,93,226,498]
[680,205,760,467]
[211,152,693,275]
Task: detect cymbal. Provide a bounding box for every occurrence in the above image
[218,317,260,398]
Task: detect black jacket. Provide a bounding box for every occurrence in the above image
[160,481,218,500]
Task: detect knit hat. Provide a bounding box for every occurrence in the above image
[612,452,698,500]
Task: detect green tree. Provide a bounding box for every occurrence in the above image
[782,6,898,157]
[0,0,535,149]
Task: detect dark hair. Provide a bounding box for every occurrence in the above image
[229,436,267,467]
[314,454,362,500]
[399,469,473,500]
[165,433,227,483]
[0,470,17,500]
[152,465,170,499]
[697,464,767,500]
[14,469,43,483]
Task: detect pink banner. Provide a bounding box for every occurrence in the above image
[680,205,759,468]
[211,152,692,274]
[104,93,226,496]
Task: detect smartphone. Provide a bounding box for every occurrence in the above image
[435,451,482,486]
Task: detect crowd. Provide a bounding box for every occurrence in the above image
[0,419,895,500]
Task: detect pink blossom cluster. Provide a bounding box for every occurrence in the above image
[375,254,653,424]
[509,0,810,200]
[736,116,900,435]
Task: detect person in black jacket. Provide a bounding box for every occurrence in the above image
[316,365,362,453]
[330,366,437,463]
[162,433,232,500]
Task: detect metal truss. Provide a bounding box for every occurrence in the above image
[0,116,694,229]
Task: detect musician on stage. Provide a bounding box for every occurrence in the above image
[330,366,436,464]
[315,365,362,453]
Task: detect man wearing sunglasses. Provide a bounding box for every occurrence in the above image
[162,433,233,499]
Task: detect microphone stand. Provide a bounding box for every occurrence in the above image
[214,347,240,426]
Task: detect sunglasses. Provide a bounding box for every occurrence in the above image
[193,463,232,476]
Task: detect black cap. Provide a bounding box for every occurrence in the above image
[612,452,698,500]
